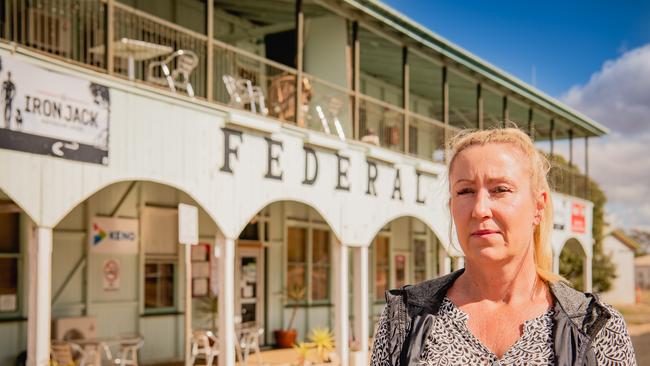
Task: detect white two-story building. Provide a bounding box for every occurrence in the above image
[0,1,604,365]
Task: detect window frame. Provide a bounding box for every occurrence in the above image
[285,220,332,306]
[0,209,23,319]
[143,259,178,314]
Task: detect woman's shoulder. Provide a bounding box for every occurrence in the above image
[592,302,636,364]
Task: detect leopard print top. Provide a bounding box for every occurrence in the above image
[371,297,636,365]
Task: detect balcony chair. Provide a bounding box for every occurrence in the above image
[222,75,268,115]
[314,95,345,141]
[190,330,219,366]
[147,49,199,98]
[268,74,312,125]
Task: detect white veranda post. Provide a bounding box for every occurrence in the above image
[333,240,349,366]
[217,233,236,366]
[353,245,369,364]
[27,226,53,366]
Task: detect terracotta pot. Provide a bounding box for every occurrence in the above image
[274,329,298,348]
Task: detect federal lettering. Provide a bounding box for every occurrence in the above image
[264,137,284,180]
[220,127,243,173]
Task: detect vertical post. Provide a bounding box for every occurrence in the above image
[106,0,114,74]
[333,240,349,366]
[353,245,369,364]
[549,118,555,157]
[585,136,590,199]
[206,0,214,101]
[476,83,483,130]
[217,234,236,366]
[295,0,304,127]
[528,108,534,140]
[569,129,574,196]
[402,46,409,154]
[352,21,360,140]
[502,95,508,127]
[583,254,593,292]
[184,244,192,366]
[442,66,449,162]
[27,226,53,366]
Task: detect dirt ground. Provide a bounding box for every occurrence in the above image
[615,290,650,365]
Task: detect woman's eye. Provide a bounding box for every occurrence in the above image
[493,186,511,193]
[456,188,474,195]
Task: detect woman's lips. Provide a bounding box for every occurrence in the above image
[471,229,500,236]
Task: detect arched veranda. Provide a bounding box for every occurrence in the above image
[51,180,224,363]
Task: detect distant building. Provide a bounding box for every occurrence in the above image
[636,254,650,290]
[600,229,639,304]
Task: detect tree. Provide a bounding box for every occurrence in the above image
[550,154,616,292]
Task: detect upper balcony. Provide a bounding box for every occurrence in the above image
[0,0,603,200]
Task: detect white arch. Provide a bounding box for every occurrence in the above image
[235,197,343,242]
[0,185,38,223]
[48,177,226,234]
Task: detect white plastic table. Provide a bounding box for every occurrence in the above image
[91,38,173,80]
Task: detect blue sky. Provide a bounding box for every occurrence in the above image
[383,0,650,98]
[384,1,650,230]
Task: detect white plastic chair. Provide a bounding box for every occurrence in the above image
[190,330,219,366]
[235,323,264,365]
[102,337,144,366]
[222,75,268,115]
[147,50,199,97]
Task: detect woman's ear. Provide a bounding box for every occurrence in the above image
[534,190,548,225]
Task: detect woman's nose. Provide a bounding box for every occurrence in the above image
[472,189,492,219]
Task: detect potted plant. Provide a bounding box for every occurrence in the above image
[274,284,306,348]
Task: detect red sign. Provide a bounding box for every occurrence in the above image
[571,203,586,234]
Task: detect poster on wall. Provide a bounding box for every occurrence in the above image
[0,52,110,165]
[571,202,586,234]
[553,198,569,231]
[102,259,120,291]
[90,217,138,254]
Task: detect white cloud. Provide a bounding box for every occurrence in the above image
[561,44,650,230]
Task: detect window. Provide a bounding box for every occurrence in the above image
[287,227,307,296]
[0,212,20,314]
[311,229,330,301]
[413,239,427,284]
[287,227,331,303]
[374,236,389,302]
[142,206,179,312]
[144,262,175,309]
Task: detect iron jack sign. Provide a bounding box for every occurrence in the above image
[0,51,110,165]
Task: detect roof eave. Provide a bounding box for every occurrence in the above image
[343,0,609,137]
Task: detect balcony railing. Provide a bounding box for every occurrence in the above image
[0,0,494,168]
[548,162,590,201]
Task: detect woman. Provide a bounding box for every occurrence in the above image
[370,128,636,365]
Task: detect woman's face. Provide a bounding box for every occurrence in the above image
[449,143,545,264]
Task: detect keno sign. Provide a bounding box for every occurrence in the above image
[0,51,110,165]
[90,217,139,254]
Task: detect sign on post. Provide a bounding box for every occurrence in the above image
[178,203,199,245]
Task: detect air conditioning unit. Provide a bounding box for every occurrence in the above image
[54,316,97,341]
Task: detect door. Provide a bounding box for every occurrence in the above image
[235,244,265,331]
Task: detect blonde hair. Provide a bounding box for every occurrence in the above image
[447,127,561,283]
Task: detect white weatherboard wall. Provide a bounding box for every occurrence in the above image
[600,234,636,304]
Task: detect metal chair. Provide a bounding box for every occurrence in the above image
[190,330,219,366]
[222,75,268,115]
[147,49,199,97]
